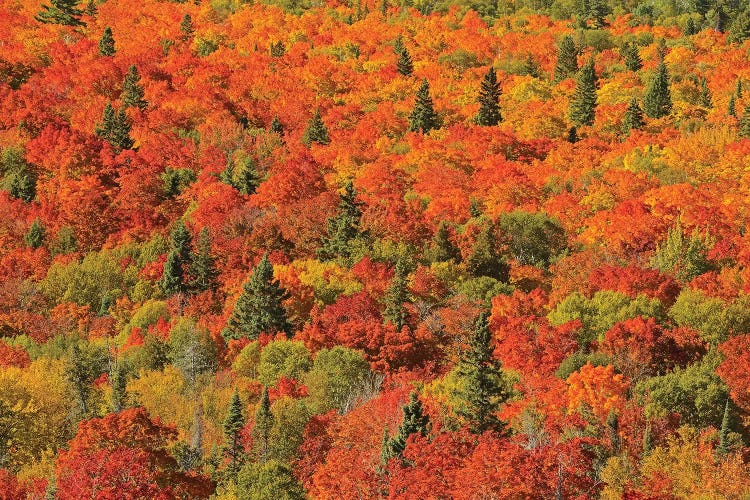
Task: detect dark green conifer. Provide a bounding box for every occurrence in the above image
[270,115,284,136]
[736,79,743,99]
[717,398,733,456]
[160,221,193,296]
[318,180,362,261]
[698,78,712,108]
[476,67,501,126]
[466,221,508,281]
[180,14,195,41]
[622,42,642,72]
[622,97,645,134]
[740,106,750,138]
[96,103,134,151]
[396,47,414,76]
[457,312,509,434]
[393,34,405,55]
[684,17,698,36]
[9,172,35,202]
[554,35,578,83]
[302,109,331,146]
[253,388,274,463]
[270,41,286,57]
[223,391,246,474]
[191,228,219,293]
[385,392,430,459]
[428,221,461,263]
[122,65,147,111]
[84,0,96,16]
[567,126,579,143]
[383,258,409,331]
[25,218,45,249]
[643,62,672,119]
[408,79,441,133]
[35,0,84,26]
[110,363,128,413]
[223,254,292,340]
[98,27,115,56]
[522,54,540,78]
[729,94,737,118]
[569,58,598,126]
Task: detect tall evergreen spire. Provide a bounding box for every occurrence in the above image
[569,58,597,126]
[621,42,642,72]
[98,27,115,56]
[408,79,441,133]
[191,227,219,293]
[96,103,134,151]
[180,14,195,42]
[223,254,292,340]
[383,258,409,332]
[476,66,501,126]
[122,65,147,111]
[318,180,362,261]
[622,97,645,134]
[302,109,331,146]
[643,61,672,119]
[554,35,578,82]
[253,387,274,463]
[383,392,430,461]
[396,46,414,76]
[223,390,246,474]
[35,0,84,26]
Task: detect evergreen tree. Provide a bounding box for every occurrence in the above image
[302,109,330,146]
[408,79,441,133]
[569,58,598,126]
[476,66,501,126]
[9,172,35,202]
[729,94,737,118]
[643,424,653,455]
[35,0,84,26]
[740,106,750,138]
[95,103,134,151]
[567,126,579,143]
[522,54,540,78]
[717,398,732,455]
[698,77,713,108]
[84,0,96,16]
[383,258,409,331]
[622,97,645,134]
[643,62,672,119]
[380,0,387,17]
[191,228,218,293]
[736,79,743,99]
[98,27,115,56]
[428,221,461,263]
[161,221,193,296]
[684,17,698,36]
[622,42,642,72]
[554,35,578,83]
[223,390,246,474]
[715,6,727,33]
[223,254,292,340]
[253,388,274,463]
[110,363,128,413]
[270,41,286,57]
[122,65,147,111]
[384,392,430,461]
[607,411,621,455]
[466,221,509,281]
[25,218,45,249]
[396,46,414,76]
[393,34,405,55]
[231,155,261,195]
[457,312,509,434]
[270,115,284,136]
[179,14,194,41]
[318,180,362,261]
[379,427,391,470]
[588,0,609,27]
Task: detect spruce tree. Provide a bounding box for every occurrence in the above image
[567,126,579,143]
[643,62,672,119]
[385,392,430,459]
[96,103,134,151]
[302,109,330,146]
[569,58,597,126]
[736,79,743,99]
[729,94,737,118]
[466,221,508,281]
[383,258,409,331]
[161,221,193,296]
[25,218,45,249]
[223,391,246,474]
[717,398,732,455]
[36,0,84,26]
[393,34,405,55]
[740,106,750,138]
[84,0,96,16]
[428,221,461,263]
[396,47,414,76]
[98,27,115,56]
[476,66,501,126]
[621,42,642,72]
[253,388,274,463]
[318,180,362,261]
[191,228,219,293]
[522,54,540,78]
[684,17,698,36]
[408,79,441,133]
[698,78,712,108]
[9,172,35,202]
[270,115,284,136]
[122,65,147,111]
[622,97,645,134]
[231,155,261,195]
[180,14,195,42]
[457,312,509,434]
[110,363,128,413]
[223,254,292,340]
[554,35,578,83]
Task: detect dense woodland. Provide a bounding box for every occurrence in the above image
[2,0,750,497]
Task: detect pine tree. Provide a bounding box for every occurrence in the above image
[476,67,501,126]
[25,218,45,249]
[643,62,672,119]
[270,115,284,136]
[717,398,732,455]
[98,27,115,56]
[223,391,246,474]
[122,65,147,111]
[383,258,409,331]
[110,363,128,413]
[385,392,430,459]
[621,42,642,72]
[457,312,509,434]
[729,94,737,118]
[554,35,578,82]
[466,221,508,281]
[231,155,261,195]
[736,79,743,99]
[179,14,195,42]
[302,109,330,146]
[588,0,609,27]
[96,103,134,151]
[684,17,698,36]
[396,47,414,76]
[191,228,219,293]
[408,79,441,133]
[740,106,750,138]
[622,97,645,134]
[161,221,193,296]
[223,254,292,340]
[253,388,274,463]
[698,78,712,108]
[569,58,598,126]
[318,180,362,261]
[428,221,461,263]
[35,0,84,26]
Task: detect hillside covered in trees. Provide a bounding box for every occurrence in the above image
[2,0,750,497]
